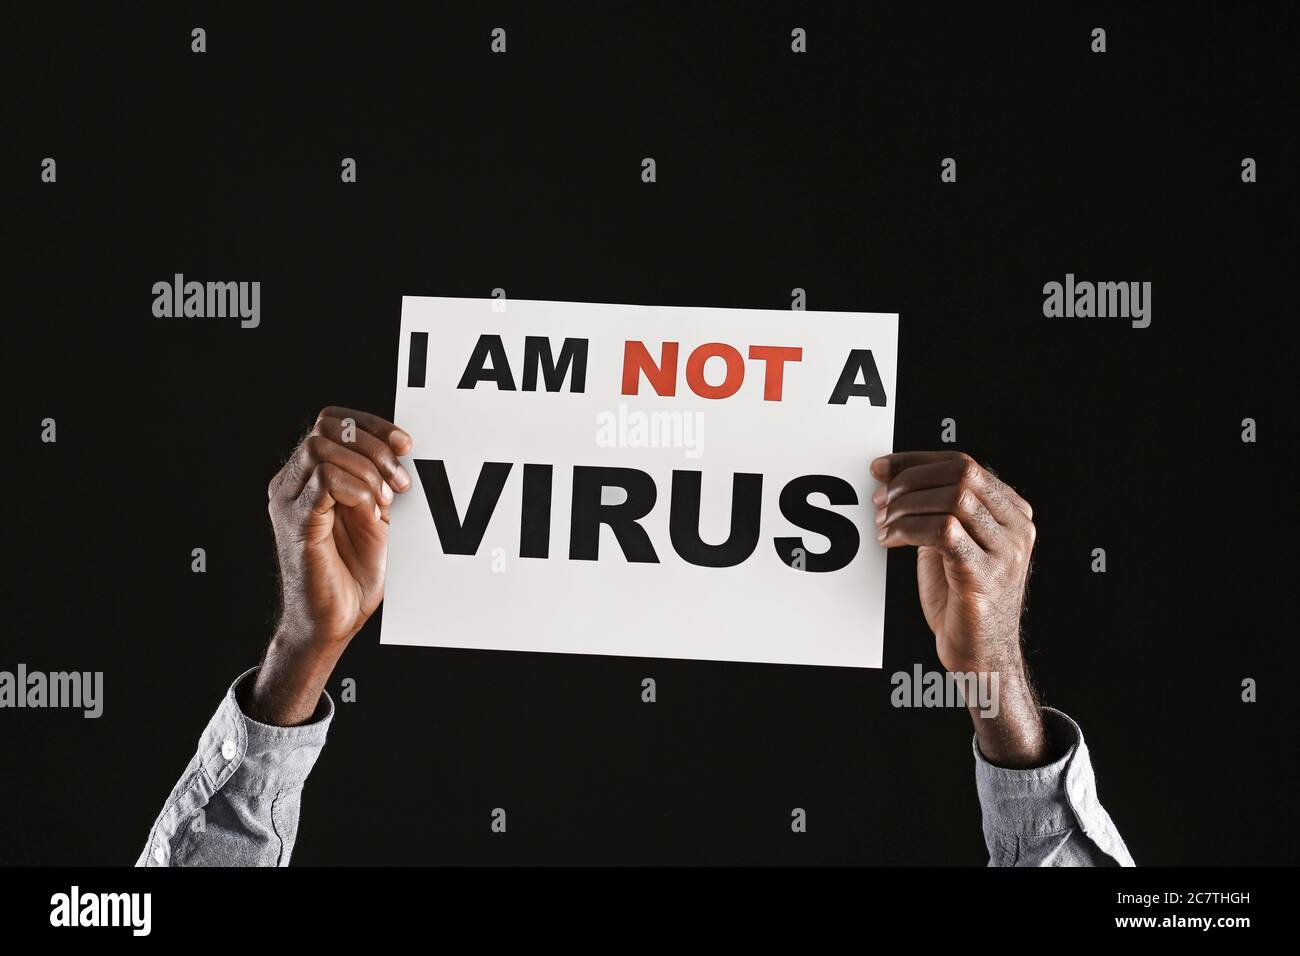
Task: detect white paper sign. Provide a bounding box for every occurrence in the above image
[382,297,898,668]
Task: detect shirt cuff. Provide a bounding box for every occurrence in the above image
[198,666,334,795]
[972,706,1131,864]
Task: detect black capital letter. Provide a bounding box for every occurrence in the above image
[522,336,588,392]
[457,334,516,390]
[827,349,887,406]
[415,459,512,554]
[668,471,763,568]
[569,466,659,563]
[773,475,860,572]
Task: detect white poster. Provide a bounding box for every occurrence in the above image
[382,296,898,668]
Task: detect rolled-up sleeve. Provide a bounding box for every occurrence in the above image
[974,706,1134,867]
[135,667,333,867]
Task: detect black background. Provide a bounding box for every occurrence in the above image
[4,2,1296,866]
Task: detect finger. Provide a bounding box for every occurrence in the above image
[877,514,984,565]
[314,415,412,492]
[870,451,966,481]
[271,435,393,510]
[870,452,1032,520]
[980,467,1033,521]
[297,462,382,522]
[876,484,1004,551]
[317,406,413,455]
[872,455,1031,524]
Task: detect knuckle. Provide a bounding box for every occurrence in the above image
[1017,534,1035,564]
[953,487,977,515]
[939,514,962,544]
[309,461,333,487]
[275,450,306,486]
[380,461,403,487]
[304,435,332,458]
[315,406,347,432]
[373,443,400,471]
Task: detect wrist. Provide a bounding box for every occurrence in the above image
[272,609,360,652]
[246,628,346,726]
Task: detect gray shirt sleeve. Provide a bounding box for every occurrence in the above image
[139,675,1131,866]
[135,667,333,867]
[974,706,1134,867]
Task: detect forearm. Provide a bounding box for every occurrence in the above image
[967,663,1053,769]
